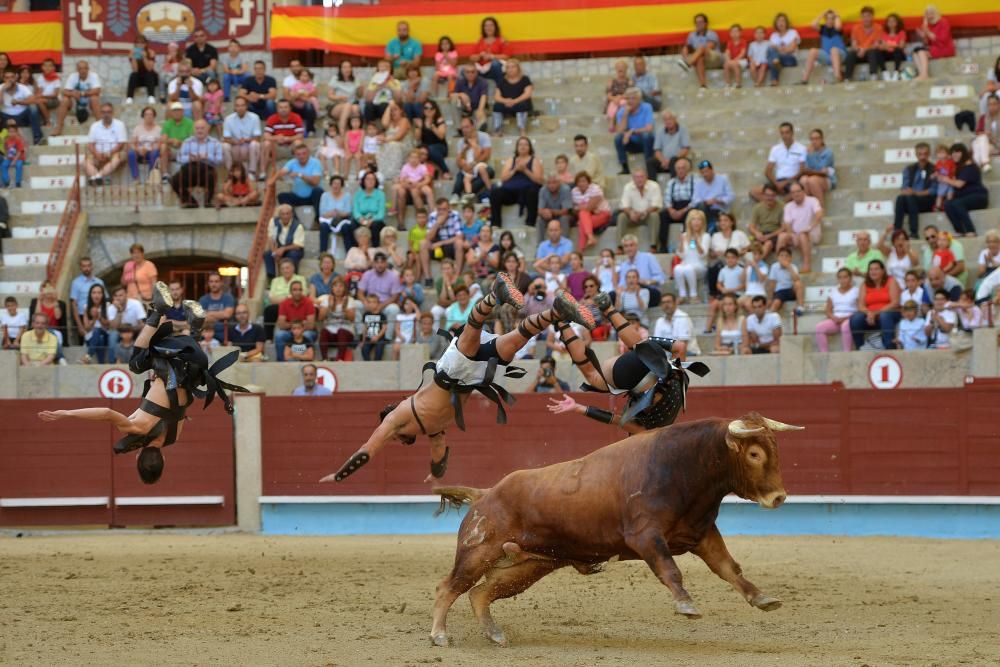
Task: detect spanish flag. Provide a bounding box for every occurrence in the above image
[0,11,63,64]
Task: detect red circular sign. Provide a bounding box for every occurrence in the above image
[868,355,903,390]
[98,369,134,399]
[315,366,338,393]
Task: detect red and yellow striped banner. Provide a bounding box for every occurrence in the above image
[271,0,999,58]
[0,11,63,64]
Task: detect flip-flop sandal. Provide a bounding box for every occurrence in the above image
[334,452,370,482]
[429,447,450,479]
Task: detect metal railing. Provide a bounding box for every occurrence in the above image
[246,180,277,298]
[45,144,82,285]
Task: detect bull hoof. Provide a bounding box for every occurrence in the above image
[485,628,508,646]
[750,593,783,612]
[430,632,450,647]
[674,600,703,619]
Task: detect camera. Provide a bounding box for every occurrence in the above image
[542,367,553,379]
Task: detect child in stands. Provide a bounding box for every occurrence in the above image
[932,143,955,211]
[2,119,26,188]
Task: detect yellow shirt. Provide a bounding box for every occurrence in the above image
[408,225,428,253]
[268,273,307,304]
[20,329,58,362]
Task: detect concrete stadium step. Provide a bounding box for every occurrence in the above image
[3,237,56,254]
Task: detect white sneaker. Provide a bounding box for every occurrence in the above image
[881,71,892,82]
[892,71,900,81]
[125,97,134,104]
[147,96,157,104]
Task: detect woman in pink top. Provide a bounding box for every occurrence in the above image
[433,36,458,96]
[912,6,955,80]
[571,171,611,250]
[392,149,432,224]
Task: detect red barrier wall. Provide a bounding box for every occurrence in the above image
[0,400,236,527]
[261,384,1000,497]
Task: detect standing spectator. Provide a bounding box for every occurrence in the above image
[766,13,800,85]
[128,106,162,182]
[274,280,316,361]
[674,209,712,304]
[748,184,789,258]
[185,27,219,82]
[661,158,695,252]
[613,89,654,175]
[160,102,194,180]
[800,10,846,85]
[199,273,235,341]
[537,174,574,243]
[19,313,58,366]
[474,16,510,83]
[844,6,885,81]
[227,303,265,362]
[125,34,158,105]
[880,14,908,80]
[122,243,157,302]
[604,60,633,133]
[319,175,353,255]
[653,292,697,359]
[318,277,359,361]
[432,38,458,98]
[69,256,105,343]
[878,227,920,288]
[844,231,886,277]
[327,60,361,133]
[222,96,261,179]
[105,286,145,353]
[571,172,611,251]
[34,58,62,130]
[272,142,324,212]
[167,60,205,119]
[489,136,544,229]
[2,296,27,349]
[492,59,533,137]
[222,39,247,102]
[347,172,386,254]
[293,364,332,396]
[1,70,42,147]
[633,56,662,110]
[360,294,388,360]
[171,119,222,207]
[912,6,954,81]
[240,61,278,120]
[800,128,836,202]
[647,109,691,180]
[618,234,665,307]
[363,60,401,123]
[1,118,25,188]
[781,182,823,273]
[452,64,489,132]
[741,295,782,354]
[691,159,734,230]
[921,225,967,285]
[617,169,662,246]
[679,13,723,89]
[386,21,422,77]
[420,198,465,283]
[261,99,304,181]
[850,259,901,350]
[80,284,110,363]
[893,142,935,237]
[816,268,858,352]
[972,93,999,173]
[357,252,402,335]
[52,60,101,137]
[568,134,605,189]
[85,103,127,186]
[723,24,748,89]
[939,143,988,237]
[415,99,450,178]
[264,204,305,278]
[750,122,806,201]
[453,116,494,203]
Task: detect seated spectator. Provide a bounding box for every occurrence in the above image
[712,293,745,354]
[976,229,1000,291]
[473,16,510,83]
[605,59,633,133]
[313,175,352,256]
[282,59,318,136]
[443,284,480,332]
[768,247,805,315]
[222,96,262,180]
[741,295,782,354]
[781,182,823,273]
[126,34,158,105]
[739,243,769,312]
[262,99,304,180]
[393,149,433,222]
[326,60,361,133]
[800,10,846,85]
[618,169,662,247]
[568,134,606,190]
[1,118,25,188]
[877,226,919,288]
[215,163,259,208]
[618,234,665,307]
[405,61,434,120]
[69,257,104,344]
[800,128,836,202]
[161,42,180,96]
[766,13,800,85]
[420,198,465,285]
[893,143,935,237]
[29,281,67,348]
[398,267,425,308]
[900,270,927,315]
[262,257,304,336]
[501,251,532,296]
[647,109,691,180]
[272,141,323,212]
[171,119,222,207]
[240,61,278,121]
[939,143,988,237]
[613,88,655,175]
[225,303,264,362]
[264,204,305,278]
[571,171,611,251]
[1,296,27,349]
[633,55,662,110]
[20,313,58,366]
[78,284,108,362]
[896,300,928,349]
[274,280,316,362]
[363,60,401,123]
[747,27,771,87]
[357,252,402,335]
[972,93,999,173]
[816,268,860,352]
[705,247,745,331]
[955,288,985,332]
[452,64,489,131]
[617,269,651,326]
[160,102,194,180]
[453,115,493,203]
[465,224,500,279]
[167,60,205,119]
[554,154,574,185]
[497,230,527,272]
[415,312,447,361]
[293,364,332,396]
[880,14,908,80]
[976,57,1000,116]
[748,184,788,258]
[305,253,339,301]
[360,294,389,360]
[706,211,750,302]
[199,273,235,341]
[679,13,723,88]
[924,289,957,349]
[34,58,62,130]
[282,320,315,362]
[52,60,100,137]
[850,259,901,350]
[221,39,247,102]
[386,20,422,78]
[109,325,135,364]
[428,258,463,327]
[912,6,954,81]
[84,103,127,186]
[346,171,386,254]
[317,277,359,361]
[534,219,574,273]
[537,174,573,242]
[691,160,734,231]
[122,243,158,302]
[653,292,696,359]
[344,226,375,273]
[492,59,533,137]
[675,209,712,304]
[163,281,188,331]
[128,106,162,182]
[844,6,884,81]
[185,27,219,82]
[533,356,571,393]
[376,226,406,272]
[923,266,962,304]
[921,224,967,284]
[375,101,410,182]
[750,122,806,201]
[489,136,544,229]
[844,231,886,277]
[723,24,748,89]
[661,158,696,252]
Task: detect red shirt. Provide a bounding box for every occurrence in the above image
[473,37,509,65]
[265,112,304,137]
[4,135,26,161]
[927,18,955,59]
[727,39,745,59]
[278,296,316,322]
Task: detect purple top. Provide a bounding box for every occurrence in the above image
[566,271,592,300]
[358,268,401,302]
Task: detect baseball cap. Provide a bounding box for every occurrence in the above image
[169,102,184,111]
[373,251,388,261]
[698,159,712,169]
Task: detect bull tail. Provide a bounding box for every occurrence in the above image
[432,485,488,517]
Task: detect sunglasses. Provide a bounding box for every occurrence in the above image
[925,236,937,242]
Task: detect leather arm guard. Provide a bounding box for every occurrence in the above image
[584,406,616,425]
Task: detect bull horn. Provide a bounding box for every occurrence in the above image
[728,420,765,437]
[761,417,805,432]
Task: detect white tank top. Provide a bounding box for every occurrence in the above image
[829,285,859,318]
[886,250,912,288]
[719,316,743,347]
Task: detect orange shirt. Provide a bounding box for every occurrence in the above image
[124,259,158,301]
[851,23,884,50]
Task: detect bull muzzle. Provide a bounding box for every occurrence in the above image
[759,490,788,509]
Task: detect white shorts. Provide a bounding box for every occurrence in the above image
[435,330,499,386]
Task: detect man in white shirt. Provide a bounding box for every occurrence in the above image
[106,285,146,352]
[742,295,782,353]
[616,170,663,244]
[567,134,605,189]
[749,122,807,202]
[167,60,205,119]
[34,58,62,129]
[53,60,102,136]
[924,289,957,349]
[222,96,262,178]
[1,296,28,348]
[85,103,127,184]
[280,59,317,135]
[1,69,43,145]
[652,292,698,359]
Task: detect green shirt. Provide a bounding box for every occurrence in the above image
[161,117,194,142]
[268,273,307,304]
[844,248,886,275]
[386,37,423,68]
[750,201,784,235]
[408,224,428,253]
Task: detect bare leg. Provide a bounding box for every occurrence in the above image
[692,523,781,611]
[801,49,818,83]
[557,322,608,390]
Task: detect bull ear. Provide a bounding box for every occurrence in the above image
[728,420,765,437]
[761,417,805,432]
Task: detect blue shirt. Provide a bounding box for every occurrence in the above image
[691,173,734,211]
[536,237,574,261]
[178,136,223,166]
[283,157,324,198]
[292,384,333,397]
[616,101,654,132]
[686,30,720,50]
[819,25,846,54]
[319,191,352,220]
[386,37,422,68]
[70,274,105,315]
[199,292,236,339]
[805,147,837,188]
[308,271,339,298]
[617,251,665,287]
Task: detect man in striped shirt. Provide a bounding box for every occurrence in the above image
[171,120,223,207]
[261,99,304,180]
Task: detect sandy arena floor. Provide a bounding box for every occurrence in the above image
[1,533,998,666]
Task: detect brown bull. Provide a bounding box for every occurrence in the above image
[429,412,802,647]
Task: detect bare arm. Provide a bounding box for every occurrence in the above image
[38,407,141,433]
